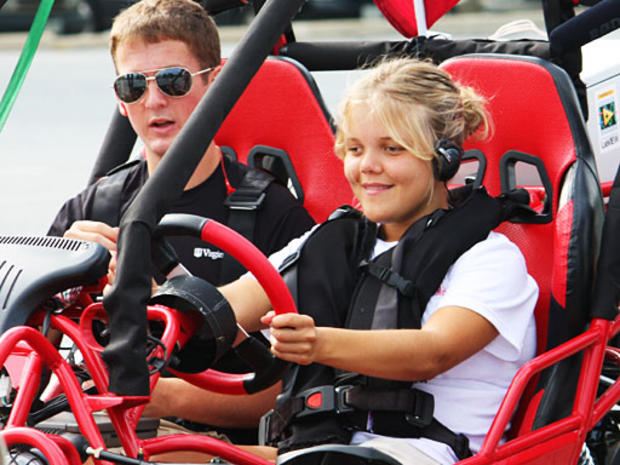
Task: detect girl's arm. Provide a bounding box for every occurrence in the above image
[218,228,315,332]
[219,275,273,332]
[264,306,498,381]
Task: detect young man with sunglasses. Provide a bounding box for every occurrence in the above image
[47,0,314,447]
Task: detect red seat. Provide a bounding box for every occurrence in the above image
[215,56,353,223]
[442,54,603,354]
[440,54,605,463]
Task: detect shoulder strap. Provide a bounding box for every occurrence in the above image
[345,249,395,330]
[351,186,522,331]
[396,186,511,325]
[219,167,276,282]
[278,205,372,313]
[89,159,141,226]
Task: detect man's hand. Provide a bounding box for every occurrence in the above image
[64,220,119,251]
[64,220,119,286]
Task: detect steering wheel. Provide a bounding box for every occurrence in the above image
[153,213,297,395]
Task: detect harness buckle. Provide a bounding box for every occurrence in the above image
[296,385,336,417]
[295,385,356,417]
[224,191,266,211]
[335,385,355,414]
[258,409,272,446]
[404,389,434,428]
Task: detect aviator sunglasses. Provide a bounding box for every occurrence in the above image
[113,66,213,103]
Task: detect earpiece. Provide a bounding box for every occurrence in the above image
[119,102,128,117]
[432,138,464,182]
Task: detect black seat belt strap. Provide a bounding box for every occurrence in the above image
[89,159,140,226]
[261,384,471,460]
[364,261,414,297]
[220,169,274,282]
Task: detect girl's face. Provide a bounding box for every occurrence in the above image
[343,104,448,242]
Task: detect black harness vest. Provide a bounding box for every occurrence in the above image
[260,187,531,459]
[90,157,275,284]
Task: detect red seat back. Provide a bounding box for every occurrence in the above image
[215,57,353,223]
[440,54,604,432]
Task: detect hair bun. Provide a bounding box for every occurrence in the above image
[458,85,488,140]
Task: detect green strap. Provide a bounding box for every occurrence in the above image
[0,0,54,133]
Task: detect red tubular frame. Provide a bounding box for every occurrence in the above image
[0,300,280,463]
[1,239,618,465]
[1,304,619,465]
[455,316,620,465]
[7,351,44,427]
[0,428,78,465]
[0,327,109,456]
[141,435,273,465]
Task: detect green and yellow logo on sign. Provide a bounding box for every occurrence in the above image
[599,101,617,130]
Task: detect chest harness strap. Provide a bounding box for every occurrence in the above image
[89,159,141,226]
[221,163,275,282]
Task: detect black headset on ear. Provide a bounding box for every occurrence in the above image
[432,138,464,182]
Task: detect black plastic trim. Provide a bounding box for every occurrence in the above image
[247,144,305,203]
[499,150,553,224]
[461,149,487,188]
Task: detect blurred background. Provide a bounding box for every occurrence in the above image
[0,0,544,34]
[0,0,589,235]
[0,0,378,33]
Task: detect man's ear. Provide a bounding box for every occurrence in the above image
[118,101,128,117]
[207,64,222,85]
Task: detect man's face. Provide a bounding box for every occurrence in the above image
[114,39,212,163]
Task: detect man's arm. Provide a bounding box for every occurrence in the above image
[144,378,280,428]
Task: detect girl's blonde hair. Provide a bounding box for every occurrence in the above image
[334,58,490,163]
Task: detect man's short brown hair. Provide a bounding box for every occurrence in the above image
[110,0,220,73]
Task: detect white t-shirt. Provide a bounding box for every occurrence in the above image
[268,229,538,465]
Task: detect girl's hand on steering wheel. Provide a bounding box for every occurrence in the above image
[262,311,320,366]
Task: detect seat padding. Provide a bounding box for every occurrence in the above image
[215,56,353,222]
